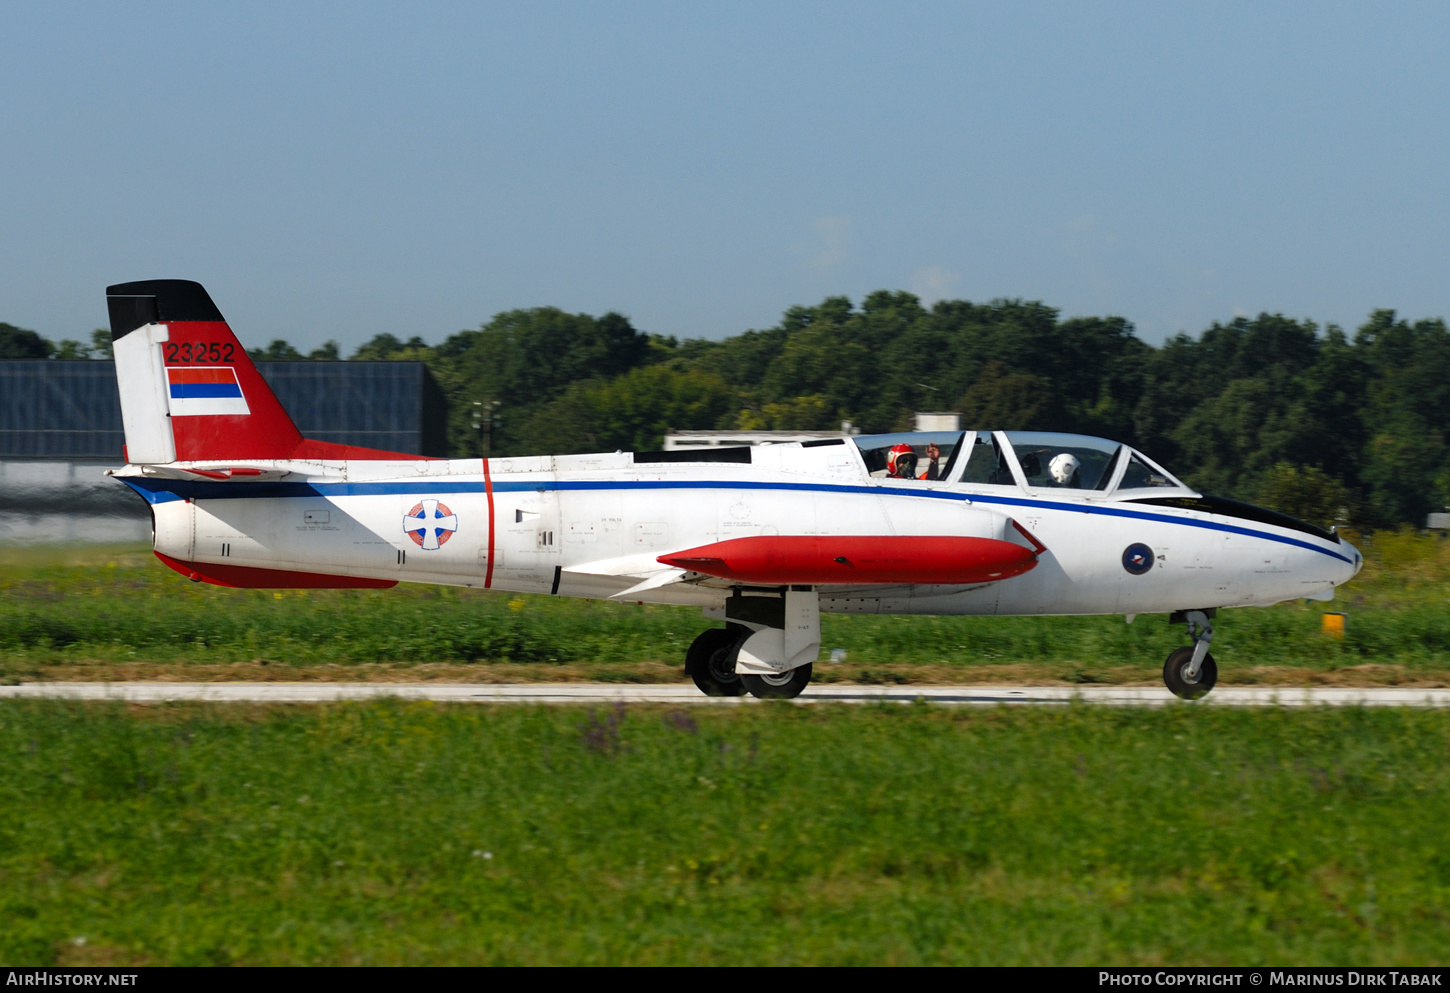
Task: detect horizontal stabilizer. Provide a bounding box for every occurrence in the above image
[657,535,1038,586]
[114,465,294,482]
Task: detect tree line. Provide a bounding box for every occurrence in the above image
[5,292,1447,529]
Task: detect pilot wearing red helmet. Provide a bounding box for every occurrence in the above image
[887,442,944,480]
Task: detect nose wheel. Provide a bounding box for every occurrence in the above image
[1163,646,1217,699]
[1164,609,1217,699]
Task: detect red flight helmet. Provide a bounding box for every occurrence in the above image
[887,444,918,477]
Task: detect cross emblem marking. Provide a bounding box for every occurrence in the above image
[403,499,458,550]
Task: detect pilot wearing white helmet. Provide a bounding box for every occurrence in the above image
[1049,452,1082,488]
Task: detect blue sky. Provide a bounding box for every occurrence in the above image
[2,1,1447,351]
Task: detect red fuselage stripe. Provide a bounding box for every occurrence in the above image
[154,551,397,589]
[483,458,496,589]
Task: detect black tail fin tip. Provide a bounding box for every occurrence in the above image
[106,280,226,342]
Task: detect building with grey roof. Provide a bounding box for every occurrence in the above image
[0,360,448,543]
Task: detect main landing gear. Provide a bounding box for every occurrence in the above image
[685,626,817,700]
[689,588,821,699]
[687,587,821,700]
[1163,609,1217,700]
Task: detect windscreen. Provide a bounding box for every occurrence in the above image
[1117,452,1182,489]
[1000,432,1123,490]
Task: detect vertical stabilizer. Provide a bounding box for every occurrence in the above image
[107,280,304,462]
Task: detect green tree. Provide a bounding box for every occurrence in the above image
[952,362,1056,429]
[1354,310,1450,526]
[1258,463,1350,530]
[0,322,50,359]
[1295,324,1366,486]
[50,339,90,360]
[435,308,657,456]
[88,328,113,360]
[250,339,304,361]
[351,334,431,360]
[735,394,836,431]
[1126,314,1330,498]
[518,366,735,455]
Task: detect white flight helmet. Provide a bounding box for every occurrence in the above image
[1049,452,1081,485]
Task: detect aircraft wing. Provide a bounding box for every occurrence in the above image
[563,553,691,599]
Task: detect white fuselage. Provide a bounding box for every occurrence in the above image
[123,437,1360,617]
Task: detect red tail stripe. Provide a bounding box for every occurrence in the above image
[167,367,238,384]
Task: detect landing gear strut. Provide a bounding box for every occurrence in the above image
[1163,609,1217,700]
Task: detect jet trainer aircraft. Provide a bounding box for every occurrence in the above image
[105,280,1362,700]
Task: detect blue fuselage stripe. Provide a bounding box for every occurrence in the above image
[118,476,1352,563]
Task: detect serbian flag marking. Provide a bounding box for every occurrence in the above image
[167,367,250,417]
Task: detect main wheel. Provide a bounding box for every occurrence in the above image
[1163,646,1217,700]
[686,628,748,697]
[742,662,814,700]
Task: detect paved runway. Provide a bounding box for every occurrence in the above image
[2,682,1449,707]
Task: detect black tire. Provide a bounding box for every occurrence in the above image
[742,662,814,700]
[1163,646,1217,700]
[686,628,747,697]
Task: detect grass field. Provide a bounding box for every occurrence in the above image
[4,537,1448,965]
[2,700,1447,966]
[1,530,1447,685]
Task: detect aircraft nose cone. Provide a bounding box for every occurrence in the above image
[1331,538,1363,586]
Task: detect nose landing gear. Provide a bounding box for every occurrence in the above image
[1163,609,1217,700]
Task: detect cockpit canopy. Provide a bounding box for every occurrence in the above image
[852,430,1196,500]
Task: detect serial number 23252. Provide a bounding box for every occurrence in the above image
[164,341,235,363]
